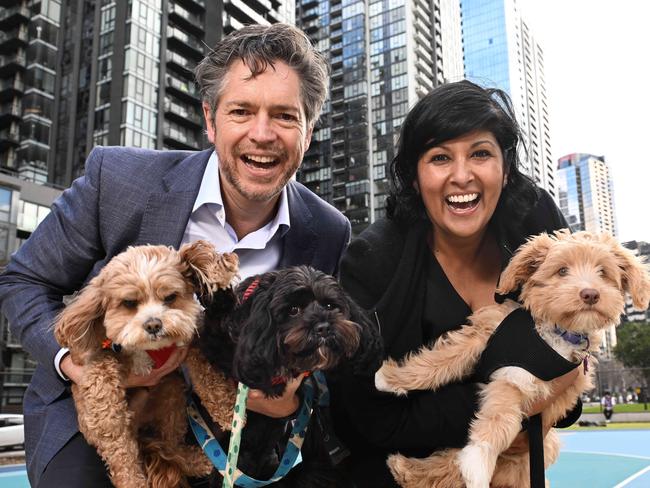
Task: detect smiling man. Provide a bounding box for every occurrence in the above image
[0,24,350,488]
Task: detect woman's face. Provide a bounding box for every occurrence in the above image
[415,130,506,242]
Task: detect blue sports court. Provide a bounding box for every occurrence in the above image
[1,429,649,487]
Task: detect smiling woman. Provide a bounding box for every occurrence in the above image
[329,80,580,488]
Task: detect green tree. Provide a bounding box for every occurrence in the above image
[613,321,650,388]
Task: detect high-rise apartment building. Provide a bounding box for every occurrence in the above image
[556,153,617,237]
[0,0,60,183]
[296,0,462,234]
[461,0,555,197]
[0,0,64,411]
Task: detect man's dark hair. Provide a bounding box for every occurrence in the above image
[195,23,329,127]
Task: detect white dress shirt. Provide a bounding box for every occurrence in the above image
[181,151,290,281]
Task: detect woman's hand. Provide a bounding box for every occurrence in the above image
[505,366,580,455]
[60,346,189,388]
[246,373,306,418]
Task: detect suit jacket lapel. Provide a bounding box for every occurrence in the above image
[134,149,212,248]
[280,182,317,268]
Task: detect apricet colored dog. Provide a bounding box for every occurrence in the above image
[375,231,650,488]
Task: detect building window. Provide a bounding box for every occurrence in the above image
[0,188,12,222]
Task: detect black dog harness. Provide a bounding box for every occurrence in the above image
[470,307,579,488]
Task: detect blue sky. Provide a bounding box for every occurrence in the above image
[520,0,650,242]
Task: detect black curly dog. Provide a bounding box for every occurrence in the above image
[196,265,383,487]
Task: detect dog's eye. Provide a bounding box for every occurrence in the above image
[288,306,301,317]
[323,303,337,311]
[558,267,569,277]
[164,293,177,304]
[122,299,138,309]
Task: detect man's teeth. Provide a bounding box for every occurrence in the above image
[245,155,276,163]
[447,193,478,203]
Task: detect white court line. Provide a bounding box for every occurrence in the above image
[561,450,650,461]
[612,465,650,488]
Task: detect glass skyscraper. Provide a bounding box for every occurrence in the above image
[297,0,463,234]
[462,0,555,197]
[556,153,617,237]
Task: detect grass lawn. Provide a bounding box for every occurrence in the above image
[582,403,650,414]
[566,422,650,431]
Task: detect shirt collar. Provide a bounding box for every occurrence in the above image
[192,151,290,237]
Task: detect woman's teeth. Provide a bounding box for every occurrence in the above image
[447,193,478,204]
[446,193,480,210]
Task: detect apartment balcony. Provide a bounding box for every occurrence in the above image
[0,76,23,102]
[167,25,204,61]
[0,5,29,30]
[164,96,203,128]
[168,0,205,38]
[1,368,34,387]
[174,0,205,12]
[0,126,20,150]
[165,71,200,105]
[0,99,20,125]
[301,18,319,34]
[166,50,196,78]
[163,122,201,150]
[300,0,318,8]
[244,0,273,17]
[0,24,27,53]
[0,0,24,9]
[0,52,25,76]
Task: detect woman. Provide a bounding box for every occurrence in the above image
[330,80,580,487]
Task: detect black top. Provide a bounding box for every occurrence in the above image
[423,253,472,343]
[331,190,577,488]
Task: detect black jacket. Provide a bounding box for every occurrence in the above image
[330,190,573,487]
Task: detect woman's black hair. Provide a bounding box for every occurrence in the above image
[386,80,539,233]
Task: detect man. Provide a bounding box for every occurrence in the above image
[0,23,350,487]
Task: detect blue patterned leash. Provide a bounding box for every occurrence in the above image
[187,371,328,487]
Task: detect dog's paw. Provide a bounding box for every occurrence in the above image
[375,363,408,395]
[458,443,492,488]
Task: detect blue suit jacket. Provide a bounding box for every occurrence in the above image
[0,146,351,486]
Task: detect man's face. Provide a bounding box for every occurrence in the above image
[203,60,312,205]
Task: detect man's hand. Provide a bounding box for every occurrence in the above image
[246,373,306,418]
[59,346,189,388]
[504,367,581,455]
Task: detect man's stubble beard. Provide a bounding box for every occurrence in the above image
[220,153,300,203]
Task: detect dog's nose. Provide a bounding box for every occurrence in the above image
[580,288,600,305]
[315,322,330,336]
[143,317,162,335]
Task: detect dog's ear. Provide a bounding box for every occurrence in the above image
[54,278,107,363]
[347,298,384,376]
[603,235,650,310]
[179,240,238,299]
[231,273,281,393]
[497,232,557,294]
